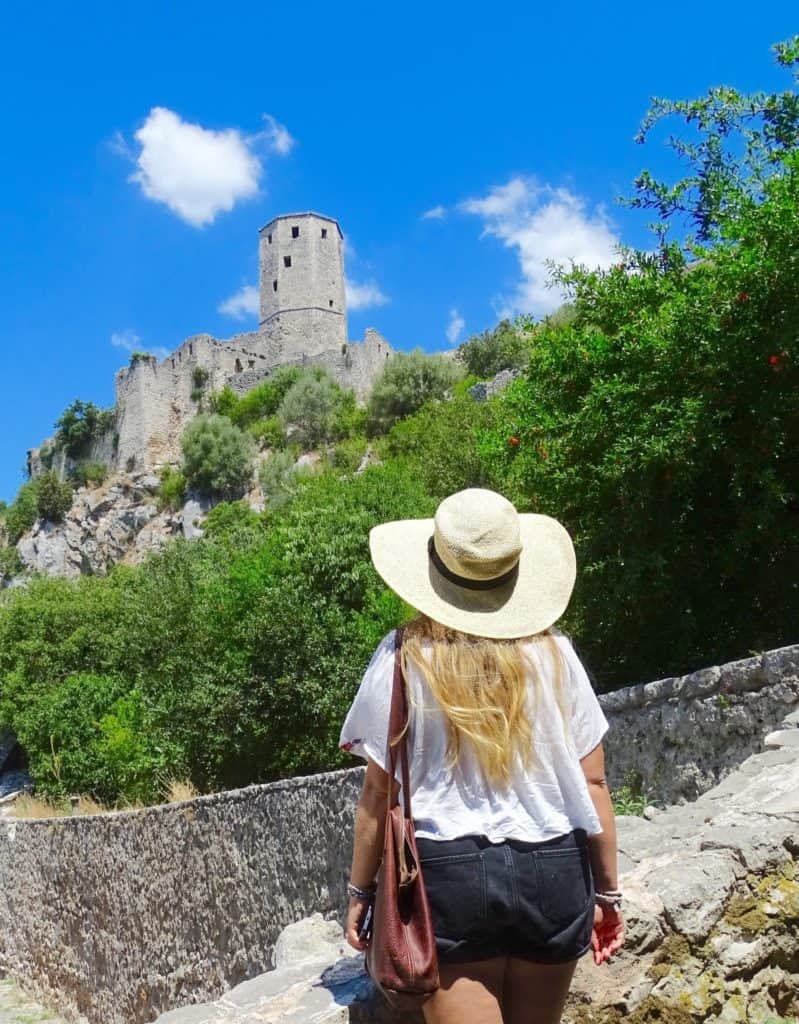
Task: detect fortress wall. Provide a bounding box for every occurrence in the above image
[0,643,796,1024]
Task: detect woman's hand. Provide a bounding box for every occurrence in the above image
[591,903,625,965]
[345,895,373,951]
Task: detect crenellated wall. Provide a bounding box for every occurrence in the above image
[0,643,796,1023]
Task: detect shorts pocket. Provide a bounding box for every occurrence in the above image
[419,852,487,938]
[533,845,593,926]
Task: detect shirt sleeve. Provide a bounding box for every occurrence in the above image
[339,630,397,773]
[558,634,610,760]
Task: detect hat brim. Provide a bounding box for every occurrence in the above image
[369,514,576,640]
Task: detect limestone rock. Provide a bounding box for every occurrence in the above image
[273,912,355,969]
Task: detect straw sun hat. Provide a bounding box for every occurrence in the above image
[369,488,577,640]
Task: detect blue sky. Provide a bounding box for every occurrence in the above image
[0,1,796,502]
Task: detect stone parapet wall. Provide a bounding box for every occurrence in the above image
[599,643,799,803]
[0,644,796,1023]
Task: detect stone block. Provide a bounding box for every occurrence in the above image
[644,849,742,942]
[764,728,799,748]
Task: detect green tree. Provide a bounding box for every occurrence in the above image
[367,349,463,434]
[55,400,116,457]
[479,42,799,687]
[181,414,255,499]
[277,369,352,447]
[456,320,531,379]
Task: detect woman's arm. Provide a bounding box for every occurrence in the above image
[580,741,617,890]
[345,758,399,950]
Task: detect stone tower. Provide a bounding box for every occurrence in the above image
[258,212,347,359]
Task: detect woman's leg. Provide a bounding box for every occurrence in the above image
[501,957,579,1024]
[422,957,506,1024]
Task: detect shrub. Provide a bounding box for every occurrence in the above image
[385,392,504,500]
[156,466,187,511]
[210,367,302,428]
[258,450,306,508]
[248,415,285,449]
[181,414,255,499]
[0,546,22,579]
[276,369,350,448]
[71,460,108,488]
[3,481,40,543]
[456,319,531,379]
[201,500,262,540]
[35,471,74,524]
[367,349,463,435]
[331,437,369,474]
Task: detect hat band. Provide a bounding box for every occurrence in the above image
[428,536,519,592]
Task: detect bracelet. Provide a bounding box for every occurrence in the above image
[347,881,376,899]
[595,889,623,908]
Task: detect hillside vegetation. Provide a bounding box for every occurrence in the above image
[0,40,797,806]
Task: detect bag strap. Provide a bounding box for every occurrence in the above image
[385,626,413,821]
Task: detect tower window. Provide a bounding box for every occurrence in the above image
[273,280,278,292]
[321,228,327,238]
[291,225,300,238]
[329,299,334,307]
[267,234,272,244]
[284,255,292,268]
[188,343,193,356]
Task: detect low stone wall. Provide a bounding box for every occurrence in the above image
[599,643,799,802]
[0,770,363,1024]
[0,643,796,1023]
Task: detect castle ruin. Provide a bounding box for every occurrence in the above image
[31,212,393,476]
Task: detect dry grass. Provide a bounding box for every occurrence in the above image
[11,795,70,819]
[164,778,200,803]
[8,778,199,820]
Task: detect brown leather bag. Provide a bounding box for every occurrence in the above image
[365,627,440,1010]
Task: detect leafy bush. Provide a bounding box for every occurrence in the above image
[3,481,40,543]
[181,414,255,499]
[55,400,116,457]
[36,471,74,523]
[277,369,353,448]
[258,449,306,508]
[456,319,531,379]
[384,392,504,500]
[210,367,302,428]
[367,349,463,435]
[248,415,285,450]
[201,500,263,541]
[71,460,108,488]
[156,466,187,511]
[0,546,22,579]
[331,437,369,474]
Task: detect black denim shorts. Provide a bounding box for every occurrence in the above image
[416,828,595,964]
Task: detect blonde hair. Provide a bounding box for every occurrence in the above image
[399,615,571,786]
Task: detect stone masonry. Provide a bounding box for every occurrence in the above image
[27,212,394,478]
[0,643,796,1023]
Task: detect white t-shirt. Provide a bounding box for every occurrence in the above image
[339,628,609,842]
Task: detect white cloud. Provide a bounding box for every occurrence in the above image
[111,329,170,361]
[345,278,389,311]
[218,284,260,319]
[446,308,465,344]
[461,177,619,317]
[261,113,295,156]
[422,205,446,220]
[127,107,263,227]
